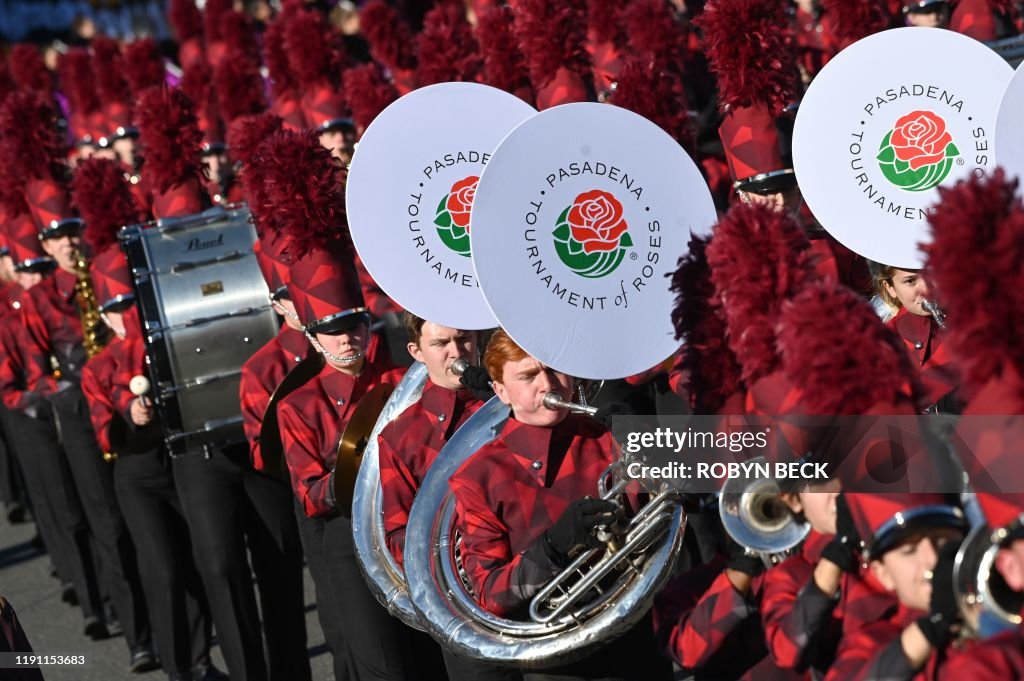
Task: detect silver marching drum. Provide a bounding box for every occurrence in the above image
[120,204,278,454]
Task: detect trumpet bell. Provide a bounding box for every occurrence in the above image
[404,398,687,668]
[720,465,810,558]
[955,523,1024,635]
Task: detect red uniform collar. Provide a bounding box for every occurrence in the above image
[318,352,395,410]
[498,414,605,486]
[420,380,480,438]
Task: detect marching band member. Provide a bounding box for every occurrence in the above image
[872,265,960,413]
[700,0,870,294]
[449,329,673,681]
[229,112,316,681]
[135,84,300,681]
[377,313,519,681]
[825,493,966,681]
[7,89,151,653]
[269,127,418,681]
[0,181,99,631]
[73,157,224,680]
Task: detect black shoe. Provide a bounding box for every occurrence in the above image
[83,615,111,640]
[129,644,160,673]
[103,601,122,636]
[191,662,229,681]
[6,502,26,524]
[60,583,78,606]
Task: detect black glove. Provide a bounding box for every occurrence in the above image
[543,498,620,565]
[821,494,862,573]
[916,538,961,647]
[459,366,494,401]
[593,402,634,429]
[724,532,765,577]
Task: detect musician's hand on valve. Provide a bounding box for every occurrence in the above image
[724,532,765,577]
[130,397,153,426]
[542,498,620,566]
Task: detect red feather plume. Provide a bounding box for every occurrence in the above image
[0,62,16,107]
[9,44,52,96]
[213,51,266,124]
[0,91,66,183]
[226,111,282,169]
[511,0,591,91]
[284,8,348,89]
[415,3,482,85]
[476,5,533,99]
[924,170,1024,399]
[203,0,233,44]
[92,37,130,106]
[610,58,693,152]
[342,63,398,132]
[58,49,102,120]
[135,85,205,193]
[123,39,167,96]
[620,0,687,71]
[263,13,298,99]
[819,0,892,46]
[359,0,418,71]
[670,234,744,414]
[696,0,798,113]
[254,128,349,256]
[220,10,261,62]
[168,0,203,42]
[778,282,922,414]
[587,0,624,45]
[72,157,142,253]
[705,203,816,384]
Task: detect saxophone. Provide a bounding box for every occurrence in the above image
[71,248,115,461]
[72,247,108,360]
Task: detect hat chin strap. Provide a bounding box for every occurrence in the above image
[305,332,364,365]
[272,296,301,323]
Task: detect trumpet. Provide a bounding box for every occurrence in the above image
[921,298,946,328]
[719,460,810,566]
[953,503,1024,638]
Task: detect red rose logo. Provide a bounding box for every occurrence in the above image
[889,111,954,171]
[445,175,479,232]
[566,189,628,254]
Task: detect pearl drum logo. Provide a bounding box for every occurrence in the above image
[553,189,633,278]
[433,175,477,258]
[876,110,959,192]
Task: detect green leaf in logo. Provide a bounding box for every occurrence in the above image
[876,128,957,193]
[551,203,630,279]
[434,193,471,257]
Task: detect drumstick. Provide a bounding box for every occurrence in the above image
[130,375,152,408]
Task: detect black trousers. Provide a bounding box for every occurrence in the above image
[51,386,149,648]
[442,649,523,681]
[1,408,101,620]
[113,450,213,675]
[294,504,350,681]
[0,417,26,507]
[322,514,425,681]
[173,446,310,681]
[521,614,672,681]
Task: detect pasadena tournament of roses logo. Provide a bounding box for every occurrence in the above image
[553,189,633,278]
[876,110,959,192]
[434,175,478,257]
